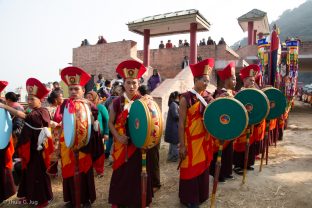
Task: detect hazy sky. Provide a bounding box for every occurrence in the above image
[0,0,305,90]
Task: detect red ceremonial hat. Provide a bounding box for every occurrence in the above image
[189,58,214,77]
[116,60,146,79]
[26,78,50,100]
[239,64,260,80]
[60,66,91,86]
[217,62,236,81]
[255,73,262,86]
[0,81,8,93]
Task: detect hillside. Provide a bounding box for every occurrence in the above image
[232,0,312,49]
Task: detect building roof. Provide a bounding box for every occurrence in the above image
[127,9,210,37]
[238,9,267,21]
[237,9,270,34]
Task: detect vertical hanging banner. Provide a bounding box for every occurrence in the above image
[258,37,270,86]
[285,40,300,98]
[270,25,281,87]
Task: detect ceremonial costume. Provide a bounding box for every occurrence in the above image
[17,78,53,207]
[179,59,214,206]
[210,62,236,181]
[0,81,16,204]
[86,90,109,176]
[108,60,153,207]
[46,100,62,176]
[59,67,96,207]
[233,65,260,172]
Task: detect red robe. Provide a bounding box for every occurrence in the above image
[108,94,154,207]
[17,107,53,205]
[58,99,96,206]
[0,138,15,203]
[179,91,214,205]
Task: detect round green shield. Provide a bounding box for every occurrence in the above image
[203,98,248,140]
[128,100,148,148]
[235,88,270,125]
[262,87,287,120]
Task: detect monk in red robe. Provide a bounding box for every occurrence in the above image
[59,66,96,208]
[0,78,53,207]
[233,65,261,174]
[108,60,153,207]
[210,62,237,182]
[178,59,215,208]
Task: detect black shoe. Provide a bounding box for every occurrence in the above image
[188,203,199,208]
[233,166,241,171]
[218,177,226,183]
[225,175,234,180]
[247,166,254,171]
[64,202,74,208]
[234,167,243,175]
[82,202,91,208]
[181,203,199,208]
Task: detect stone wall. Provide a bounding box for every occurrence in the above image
[72,40,140,80]
[137,44,241,79]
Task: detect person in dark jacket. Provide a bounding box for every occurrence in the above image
[147,69,161,91]
[165,91,180,162]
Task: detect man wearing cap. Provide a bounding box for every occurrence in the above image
[0,81,16,204]
[0,78,53,207]
[108,60,153,207]
[209,62,236,182]
[178,59,215,208]
[233,64,260,174]
[58,66,97,208]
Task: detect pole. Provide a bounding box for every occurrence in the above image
[141,149,147,208]
[242,126,251,184]
[260,121,270,172]
[210,140,224,208]
[74,151,81,208]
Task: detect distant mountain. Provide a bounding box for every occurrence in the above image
[232,0,312,50]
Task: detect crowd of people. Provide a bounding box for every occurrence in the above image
[0,57,287,208]
[80,36,108,47]
[159,37,226,49]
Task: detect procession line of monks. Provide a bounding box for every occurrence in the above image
[0,59,287,208]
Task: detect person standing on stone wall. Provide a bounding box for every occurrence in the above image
[218,37,226,45]
[178,40,184,47]
[184,40,190,47]
[207,36,214,45]
[97,36,107,44]
[166,40,173,48]
[159,41,165,49]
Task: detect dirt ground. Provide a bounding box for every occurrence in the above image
[3,100,312,208]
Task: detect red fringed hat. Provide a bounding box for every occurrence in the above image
[190,58,214,77]
[116,60,146,79]
[0,81,8,93]
[217,62,236,81]
[61,66,91,86]
[26,78,50,99]
[239,64,260,80]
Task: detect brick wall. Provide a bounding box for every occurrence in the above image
[72,40,141,81]
[137,44,241,79]
[73,40,245,82]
